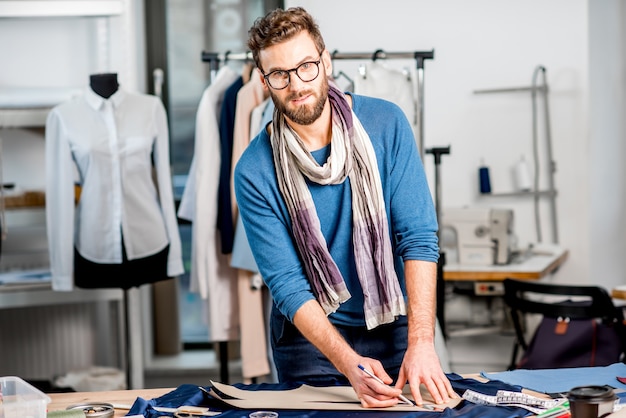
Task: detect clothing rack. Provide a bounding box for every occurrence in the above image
[201,49,434,159]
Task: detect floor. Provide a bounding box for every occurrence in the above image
[143,332,515,389]
[143,289,515,388]
[144,349,247,389]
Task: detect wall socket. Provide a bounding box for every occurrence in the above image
[473,281,505,296]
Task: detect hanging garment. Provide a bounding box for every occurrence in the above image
[217,77,244,255]
[230,98,271,274]
[229,75,271,380]
[353,61,416,131]
[45,88,184,291]
[177,66,240,342]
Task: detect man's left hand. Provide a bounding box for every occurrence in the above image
[395,341,458,406]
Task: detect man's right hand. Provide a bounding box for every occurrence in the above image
[293,301,406,408]
[344,356,407,408]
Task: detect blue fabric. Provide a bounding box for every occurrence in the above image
[270,306,408,384]
[481,362,626,394]
[127,375,532,418]
[234,93,439,326]
[217,76,243,255]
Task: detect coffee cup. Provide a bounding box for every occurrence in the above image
[567,385,617,418]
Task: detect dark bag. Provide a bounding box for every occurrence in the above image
[517,316,623,369]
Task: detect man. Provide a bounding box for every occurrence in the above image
[234,6,456,408]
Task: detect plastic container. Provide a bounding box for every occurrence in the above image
[0,376,51,418]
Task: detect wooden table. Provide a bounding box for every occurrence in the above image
[443,244,569,282]
[48,388,170,417]
[439,244,568,337]
[46,381,553,417]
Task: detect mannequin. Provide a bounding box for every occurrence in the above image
[67,73,168,289]
[46,74,184,291]
[90,73,119,99]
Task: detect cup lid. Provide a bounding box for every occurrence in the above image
[568,385,616,402]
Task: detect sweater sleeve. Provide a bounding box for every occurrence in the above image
[45,108,76,291]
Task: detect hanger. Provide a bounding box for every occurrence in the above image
[372,49,385,61]
[357,49,384,80]
[331,50,355,91]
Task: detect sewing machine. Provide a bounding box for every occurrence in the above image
[441,207,515,265]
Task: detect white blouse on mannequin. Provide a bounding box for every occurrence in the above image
[45,87,184,291]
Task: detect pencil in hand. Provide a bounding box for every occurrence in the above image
[357,364,414,406]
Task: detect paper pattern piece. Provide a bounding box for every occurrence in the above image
[209,381,462,411]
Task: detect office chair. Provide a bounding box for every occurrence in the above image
[502,278,626,370]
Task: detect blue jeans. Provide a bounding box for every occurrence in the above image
[270,305,408,385]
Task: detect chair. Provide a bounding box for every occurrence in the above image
[502,278,626,370]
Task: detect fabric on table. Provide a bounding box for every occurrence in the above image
[481,362,626,394]
[127,375,532,418]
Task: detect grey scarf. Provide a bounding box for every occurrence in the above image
[270,85,406,329]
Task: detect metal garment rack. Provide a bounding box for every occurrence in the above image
[201,49,434,159]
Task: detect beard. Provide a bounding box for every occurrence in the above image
[271,74,328,126]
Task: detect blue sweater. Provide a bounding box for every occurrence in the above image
[234,94,439,327]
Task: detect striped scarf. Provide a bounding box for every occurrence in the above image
[270,85,406,330]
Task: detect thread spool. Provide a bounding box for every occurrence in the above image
[478,159,491,194]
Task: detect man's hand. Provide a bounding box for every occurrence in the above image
[293,301,406,408]
[395,340,458,406]
[343,357,406,408]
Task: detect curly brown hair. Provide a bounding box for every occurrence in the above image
[247,7,325,72]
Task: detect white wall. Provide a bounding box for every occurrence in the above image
[588,1,626,290]
[285,0,626,287]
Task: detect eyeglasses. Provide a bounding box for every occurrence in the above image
[262,54,322,90]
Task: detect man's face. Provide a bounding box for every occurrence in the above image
[258,31,332,126]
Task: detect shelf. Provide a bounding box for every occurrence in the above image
[473,85,547,94]
[0,1,123,18]
[479,190,556,198]
[3,190,45,209]
[0,87,83,128]
[0,108,50,127]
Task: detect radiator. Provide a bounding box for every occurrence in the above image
[0,302,123,382]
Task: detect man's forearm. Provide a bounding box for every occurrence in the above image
[404,259,438,346]
[292,299,358,375]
